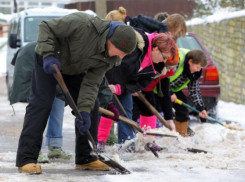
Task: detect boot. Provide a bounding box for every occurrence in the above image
[97,141,105,153]
[174,121,188,137]
[18,163,42,174]
[76,160,110,171]
[37,152,50,163]
[139,115,157,130]
[106,122,118,145]
[48,146,72,160]
[98,117,114,144]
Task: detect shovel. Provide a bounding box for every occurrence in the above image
[176,99,243,131]
[53,65,130,174]
[99,107,177,138]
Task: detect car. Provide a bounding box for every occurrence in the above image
[6,7,79,94]
[176,32,220,117]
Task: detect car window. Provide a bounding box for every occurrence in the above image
[176,35,203,51]
[24,16,59,42]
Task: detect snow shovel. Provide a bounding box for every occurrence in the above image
[137,92,171,129]
[176,99,243,131]
[99,107,177,138]
[53,65,131,174]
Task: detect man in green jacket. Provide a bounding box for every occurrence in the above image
[16,12,137,174]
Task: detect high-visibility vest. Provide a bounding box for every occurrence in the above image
[170,48,190,92]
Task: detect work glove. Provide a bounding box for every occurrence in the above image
[104,103,120,121]
[75,111,91,135]
[43,55,61,74]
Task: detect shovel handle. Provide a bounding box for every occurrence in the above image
[137,92,171,130]
[53,64,96,150]
[176,99,243,131]
[99,107,143,133]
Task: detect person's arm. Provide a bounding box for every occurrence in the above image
[136,14,168,33]
[188,80,205,112]
[77,64,109,113]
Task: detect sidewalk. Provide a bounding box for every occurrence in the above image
[0,77,115,181]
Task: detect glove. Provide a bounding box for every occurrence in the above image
[43,55,61,74]
[104,103,120,121]
[75,111,91,135]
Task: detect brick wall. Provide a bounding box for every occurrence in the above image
[187,16,245,104]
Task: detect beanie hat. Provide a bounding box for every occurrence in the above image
[108,23,137,54]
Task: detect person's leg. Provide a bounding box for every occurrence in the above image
[45,97,65,147]
[116,94,135,144]
[63,74,98,164]
[173,91,189,137]
[16,54,56,172]
[44,97,72,160]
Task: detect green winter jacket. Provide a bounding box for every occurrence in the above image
[35,12,121,112]
[9,42,64,105]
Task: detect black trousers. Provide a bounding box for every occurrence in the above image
[133,91,156,119]
[172,91,189,122]
[16,54,99,167]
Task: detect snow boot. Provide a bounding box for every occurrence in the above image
[37,152,49,163]
[139,115,157,130]
[98,117,114,144]
[48,146,72,160]
[174,121,188,137]
[106,122,118,145]
[18,163,42,174]
[97,141,106,153]
[76,160,110,171]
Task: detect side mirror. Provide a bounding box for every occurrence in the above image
[9,34,20,48]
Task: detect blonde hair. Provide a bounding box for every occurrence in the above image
[165,14,187,38]
[105,7,127,22]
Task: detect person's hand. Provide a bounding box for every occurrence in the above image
[132,92,139,97]
[199,110,208,119]
[105,103,120,121]
[75,111,91,135]
[43,55,61,74]
[167,120,176,131]
[171,94,177,103]
[108,84,116,94]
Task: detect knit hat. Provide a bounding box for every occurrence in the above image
[108,23,137,54]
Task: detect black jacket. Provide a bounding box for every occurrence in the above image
[125,14,168,33]
[106,29,164,95]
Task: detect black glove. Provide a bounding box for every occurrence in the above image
[75,111,91,135]
[43,55,61,74]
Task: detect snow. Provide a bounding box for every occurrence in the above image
[0,8,245,182]
[187,8,245,26]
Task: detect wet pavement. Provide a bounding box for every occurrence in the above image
[0,77,118,181]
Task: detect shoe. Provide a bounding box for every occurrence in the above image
[37,152,49,163]
[18,163,42,174]
[76,160,110,171]
[48,146,72,160]
[145,141,167,152]
[97,141,105,153]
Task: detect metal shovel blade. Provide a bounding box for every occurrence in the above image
[98,154,131,174]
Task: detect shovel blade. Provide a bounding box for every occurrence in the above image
[98,154,131,174]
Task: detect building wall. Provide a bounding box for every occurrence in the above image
[65,0,196,19]
[188,17,245,104]
[0,0,71,14]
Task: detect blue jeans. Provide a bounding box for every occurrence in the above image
[114,94,135,144]
[42,97,65,148]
